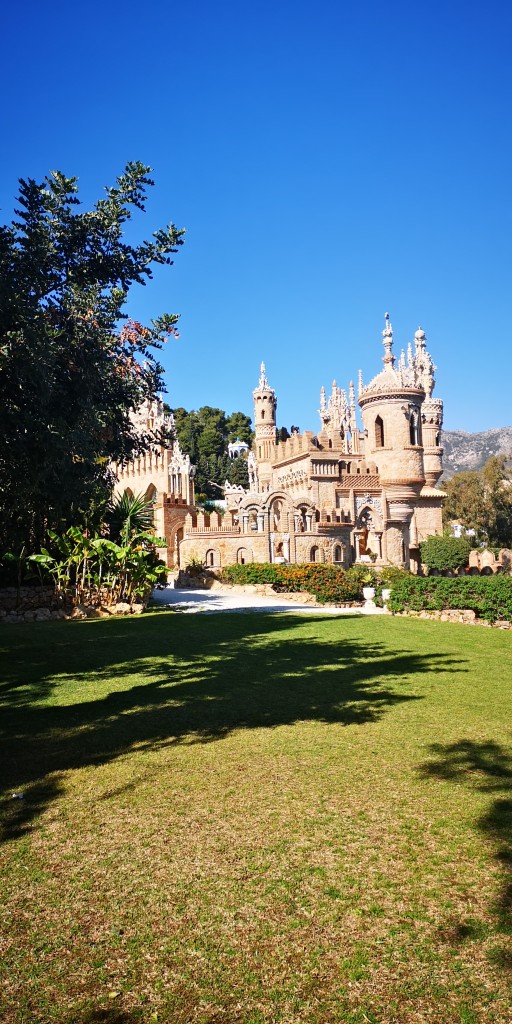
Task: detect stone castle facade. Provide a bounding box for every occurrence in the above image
[114,317,445,573]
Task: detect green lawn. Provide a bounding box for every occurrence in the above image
[1,612,511,1024]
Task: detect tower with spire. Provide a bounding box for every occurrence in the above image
[252,361,277,491]
[356,314,444,567]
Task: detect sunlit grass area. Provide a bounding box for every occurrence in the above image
[1,612,511,1024]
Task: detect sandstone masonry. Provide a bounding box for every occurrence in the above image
[116,316,446,572]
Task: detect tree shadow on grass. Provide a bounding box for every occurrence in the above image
[1,612,465,842]
[59,1010,143,1024]
[419,740,512,969]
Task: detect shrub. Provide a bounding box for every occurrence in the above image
[420,535,472,572]
[388,575,512,623]
[219,563,364,604]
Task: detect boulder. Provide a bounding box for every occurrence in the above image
[112,602,131,616]
[70,605,88,620]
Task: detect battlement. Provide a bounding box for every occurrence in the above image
[164,496,189,507]
[115,448,168,478]
[317,509,353,525]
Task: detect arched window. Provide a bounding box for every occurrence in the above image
[334,545,342,563]
[205,549,219,568]
[409,411,420,446]
[261,410,265,419]
[310,546,319,563]
[375,416,384,448]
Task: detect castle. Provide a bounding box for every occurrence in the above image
[114,316,445,573]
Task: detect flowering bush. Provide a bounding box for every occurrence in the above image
[219,563,365,604]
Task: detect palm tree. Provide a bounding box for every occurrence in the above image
[108,493,156,548]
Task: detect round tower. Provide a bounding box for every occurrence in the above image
[358,316,426,567]
[252,362,277,491]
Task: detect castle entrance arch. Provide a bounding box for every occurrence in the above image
[354,501,383,562]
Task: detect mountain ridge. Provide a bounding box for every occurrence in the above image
[441,427,512,478]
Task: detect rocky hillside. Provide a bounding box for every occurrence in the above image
[441,427,512,478]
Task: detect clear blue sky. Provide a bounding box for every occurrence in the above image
[2,0,511,433]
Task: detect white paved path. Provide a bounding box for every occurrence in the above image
[150,586,386,616]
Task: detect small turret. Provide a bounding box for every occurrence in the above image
[413,327,444,486]
[318,377,358,452]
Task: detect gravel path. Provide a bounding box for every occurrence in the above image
[150,586,385,616]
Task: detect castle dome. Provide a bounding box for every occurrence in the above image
[359,315,424,399]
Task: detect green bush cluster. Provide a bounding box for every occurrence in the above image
[388,574,512,623]
[219,563,370,604]
[3,493,168,608]
[419,534,472,571]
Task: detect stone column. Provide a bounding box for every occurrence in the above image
[385,524,408,567]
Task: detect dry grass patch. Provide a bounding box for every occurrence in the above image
[1,612,511,1023]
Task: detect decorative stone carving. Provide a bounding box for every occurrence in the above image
[355,495,382,515]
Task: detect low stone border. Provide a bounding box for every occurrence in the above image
[0,598,145,624]
[393,609,511,629]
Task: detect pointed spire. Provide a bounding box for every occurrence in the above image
[358,368,363,397]
[258,361,269,389]
[407,342,413,367]
[349,380,355,411]
[382,311,394,367]
[320,385,326,410]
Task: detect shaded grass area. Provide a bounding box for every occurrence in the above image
[1,612,511,1023]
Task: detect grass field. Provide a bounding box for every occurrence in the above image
[1,611,511,1024]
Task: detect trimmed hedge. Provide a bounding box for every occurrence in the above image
[388,574,512,623]
[218,563,372,604]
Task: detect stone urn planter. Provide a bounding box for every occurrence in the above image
[362,586,376,602]
[381,588,392,603]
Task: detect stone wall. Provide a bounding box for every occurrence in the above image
[0,586,67,623]
[0,586,146,624]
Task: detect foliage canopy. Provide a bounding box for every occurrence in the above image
[443,455,512,547]
[0,162,184,550]
[171,405,253,501]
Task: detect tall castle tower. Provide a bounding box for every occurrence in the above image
[358,316,428,566]
[253,362,277,492]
